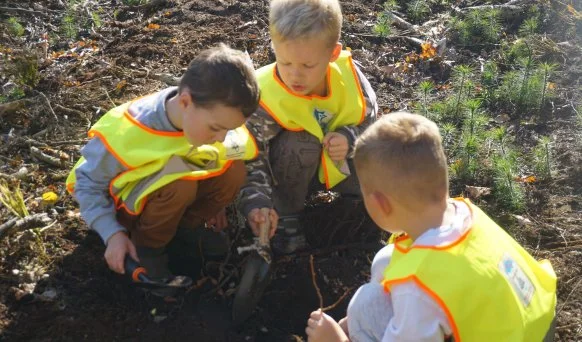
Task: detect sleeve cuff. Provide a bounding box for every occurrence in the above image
[91,215,127,245]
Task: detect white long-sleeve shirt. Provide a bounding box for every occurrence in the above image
[347,200,473,342]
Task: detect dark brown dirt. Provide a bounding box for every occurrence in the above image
[0,0,581,341]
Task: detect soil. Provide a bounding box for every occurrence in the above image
[0,0,581,341]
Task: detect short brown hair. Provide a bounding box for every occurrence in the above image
[179,44,260,117]
[269,0,342,47]
[353,112,449,208]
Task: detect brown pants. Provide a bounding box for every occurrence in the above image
[116,160,246,248]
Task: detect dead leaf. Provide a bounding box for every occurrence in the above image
[147,23,160,30]
[465,185,492,199]
[567,4,582,19]
[116,80,127,91]
[547,82,556,90]
[515,175,537,183]
[420,42,437,59]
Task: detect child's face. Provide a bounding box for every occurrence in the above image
[180,95,246,146]
[272,36,341,96]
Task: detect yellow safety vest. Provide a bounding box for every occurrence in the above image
[66,97,258,215]
[256,50,366,189]
[383,198,556,341]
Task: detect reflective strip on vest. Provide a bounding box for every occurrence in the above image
[382,198,557,341]
[66,97,258,215]
[256,50,366,189]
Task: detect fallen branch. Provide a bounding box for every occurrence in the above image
[0,97,38,117]
[310,255,324,309]
[34,91,59,122]
[388,11,418,32]
[30,146,68,168]
[0,6,52,16]
[458,0,532,19]
[0,213,53,239]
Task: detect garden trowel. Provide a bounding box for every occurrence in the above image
[124,255,192,290]
[232,208,273,326]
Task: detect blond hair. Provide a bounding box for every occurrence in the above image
[269,0,342,47]
[353,112,449,208]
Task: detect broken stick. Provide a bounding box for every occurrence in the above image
[0,213,53,238]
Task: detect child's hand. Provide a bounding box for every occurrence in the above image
[104,231,138,274]
[306,309,349,342]
[206,208,229,232]
[247,208,278,238]
[322,132,349,162]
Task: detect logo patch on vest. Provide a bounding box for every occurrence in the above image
[313,108,333,132]
[498,253,535,307]
[223,129,245,159]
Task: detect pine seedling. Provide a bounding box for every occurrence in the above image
[492,152,525,212]
[481,61,499,106]
[417,80,435,118]
[537,63,558,116]
[451,65,474,123]
[519,17,539,37]
[373,12,393,38]
[533,136,552,180]
[407,0,430,23]
[7,17,25,37]
[441,122,458,159]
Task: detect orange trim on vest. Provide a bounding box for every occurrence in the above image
[180,159,234,181]
[88,130,133,169]
[347,55,366,125]
[272,65,332,100]
[321,153,331,189]
[393,200,475,253]
[259,100,304,132]
[124,110,184,137]
[383,275,461,342]
[242,125,259,159]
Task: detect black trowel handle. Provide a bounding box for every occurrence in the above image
[124,255,148,283]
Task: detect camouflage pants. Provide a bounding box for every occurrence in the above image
[269,130,361,216]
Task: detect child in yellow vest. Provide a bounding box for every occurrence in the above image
[66,44,260,286]
[306,112,557,341]
[238,0,379,253]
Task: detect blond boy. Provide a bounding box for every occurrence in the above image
[238,0,378,253]
[306,112,557,341]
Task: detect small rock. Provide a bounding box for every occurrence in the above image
[153,315,167,324]
[42,273,50,279]
[465,185,491,199]
[260,326,268,333]
[11,269,20,276]
[512,215,532,226]
[494,114,510,124]
[41,288,58,300]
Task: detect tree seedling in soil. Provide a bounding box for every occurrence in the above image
[415,80,435,118]
[533,136,552,181]
[451,65,474,124]
[6,17,25,37]
[407,0,431,23]
[492,152,525,212]
[453,9,501,49]
[537,62,558,116]
[373,12,393,38]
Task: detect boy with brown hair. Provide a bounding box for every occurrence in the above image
[238,0,378,253]
[67,44,260,286]
[306,112,557,341]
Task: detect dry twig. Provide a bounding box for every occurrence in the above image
[310,254,324,309]
[321,286,356,312]
[30,146,68,168]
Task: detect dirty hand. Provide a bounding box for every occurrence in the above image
[247,208,279,238]
[206,208,229,232]
[322,132,349,162]
[306,309,349,342]
[104,231,138,274]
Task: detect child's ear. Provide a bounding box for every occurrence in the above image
[330,43,342,62]
[372,190,392,216]
[178,89,193,109]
